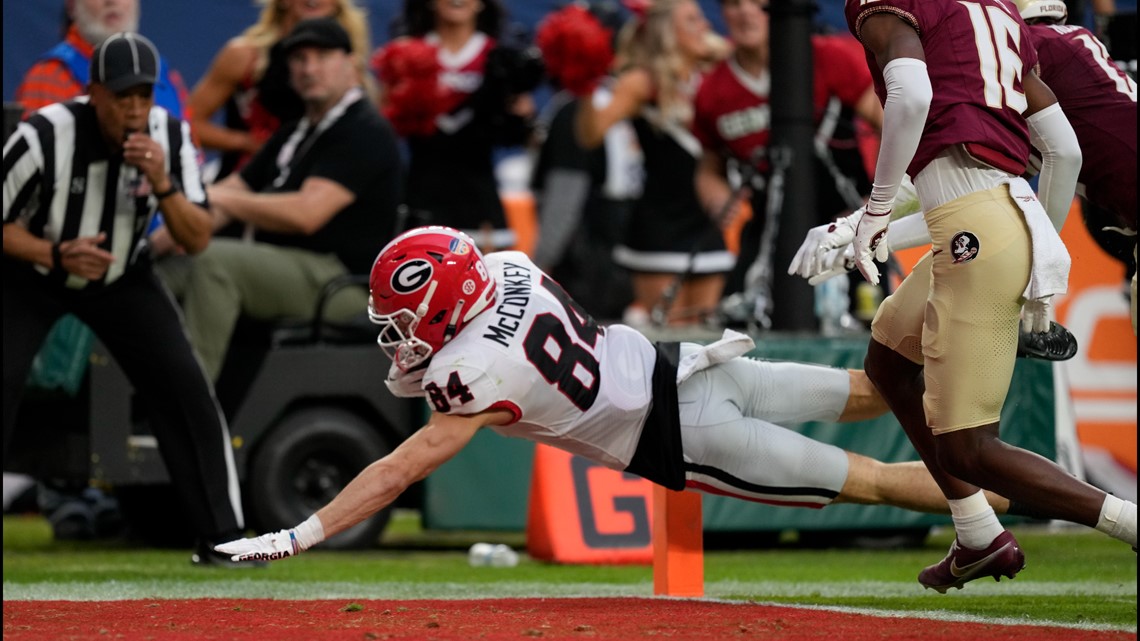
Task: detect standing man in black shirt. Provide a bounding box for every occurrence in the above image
[173,17,402,382]
[3,33,250,566]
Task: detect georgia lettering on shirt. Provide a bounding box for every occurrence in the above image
[717,104,769,141]
[482,261,533,348]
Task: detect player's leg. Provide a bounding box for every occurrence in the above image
[863,252,981,501]
[696,353,852,426]
[836,454,1008,514]
[679,414,849,508]
[677,358,954,513]
[923,189,1126,530]
[676,385,1003,516]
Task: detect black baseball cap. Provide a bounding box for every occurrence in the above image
[281,17,353,55]
[90,32,159,93]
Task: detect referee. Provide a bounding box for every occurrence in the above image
[3,33,251,567]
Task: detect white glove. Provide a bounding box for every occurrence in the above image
[214,515,325,563]
[1021,297,1053,333]
[847,206,892,285]
[788,210,860,280]
[808,245,857,285]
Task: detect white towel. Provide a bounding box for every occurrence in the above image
[1007,177,1070,300]
[676,329,756,384]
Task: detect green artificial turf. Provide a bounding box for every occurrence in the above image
[3,513,1135,630]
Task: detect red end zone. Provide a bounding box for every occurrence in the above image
[4,598,1131,640]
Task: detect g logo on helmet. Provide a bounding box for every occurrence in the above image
[391,259,433,294]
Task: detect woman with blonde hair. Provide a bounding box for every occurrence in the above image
[576,0,732,327]
[188,0,373,179]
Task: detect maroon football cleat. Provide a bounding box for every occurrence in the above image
[918,530,1026,593]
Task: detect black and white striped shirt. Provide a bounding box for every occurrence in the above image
[3,97,206,288]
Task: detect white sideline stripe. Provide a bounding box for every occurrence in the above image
[3,580,1134,633]
[4,578,1134,600]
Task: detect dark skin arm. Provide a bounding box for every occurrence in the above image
[857,12,926,69]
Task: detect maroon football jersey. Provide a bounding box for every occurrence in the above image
[1028,23,1137,227]
[845,0,1038,177]
[692,35,873,170]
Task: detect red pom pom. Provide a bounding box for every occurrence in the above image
[536,6,614,96]
[370,38,448,137]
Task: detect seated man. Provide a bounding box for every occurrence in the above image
[170,17,402,381]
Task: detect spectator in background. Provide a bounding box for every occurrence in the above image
[530,80,641,321]
[372,0,542,252]
[188,0,373,180]
[529,0,640,321]
[15,0,191,119]
[3,33,250,566]
[692,0,883,327]
[170,18,402,382]
[575,0,732,327]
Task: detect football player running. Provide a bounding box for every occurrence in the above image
[217,225,1013,563]
[787,0,1136,593]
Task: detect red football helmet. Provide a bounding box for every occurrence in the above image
[368,226,497,370]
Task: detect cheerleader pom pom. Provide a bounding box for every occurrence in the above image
[371,38,447,137]
[536,5,613,96]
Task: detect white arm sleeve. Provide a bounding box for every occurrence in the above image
[867,58,932,214]
[1027,102,1082,231]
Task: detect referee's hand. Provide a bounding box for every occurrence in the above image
[59,232,114,280]
[122,132,166,186]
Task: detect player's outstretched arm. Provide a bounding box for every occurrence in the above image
[215,409,511,562]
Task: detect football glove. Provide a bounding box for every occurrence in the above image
[788,210,860,281]
[214,515,324,563]
[831,205,891,286]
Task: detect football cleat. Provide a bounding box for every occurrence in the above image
[1017,321,1078,361]
[918,530,1025,593]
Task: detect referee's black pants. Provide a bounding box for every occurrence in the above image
[3,262,244,544]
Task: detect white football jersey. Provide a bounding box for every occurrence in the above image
[391,252,658,470]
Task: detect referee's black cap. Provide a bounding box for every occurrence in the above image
[281,17,353,55]
[90,32,159,93]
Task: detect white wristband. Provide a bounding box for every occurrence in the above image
[294,514,325,552]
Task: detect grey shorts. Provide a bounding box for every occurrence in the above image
[676,350,851,507]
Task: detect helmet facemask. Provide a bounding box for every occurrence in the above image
[367,226,498,373]
[368,281,439,371]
